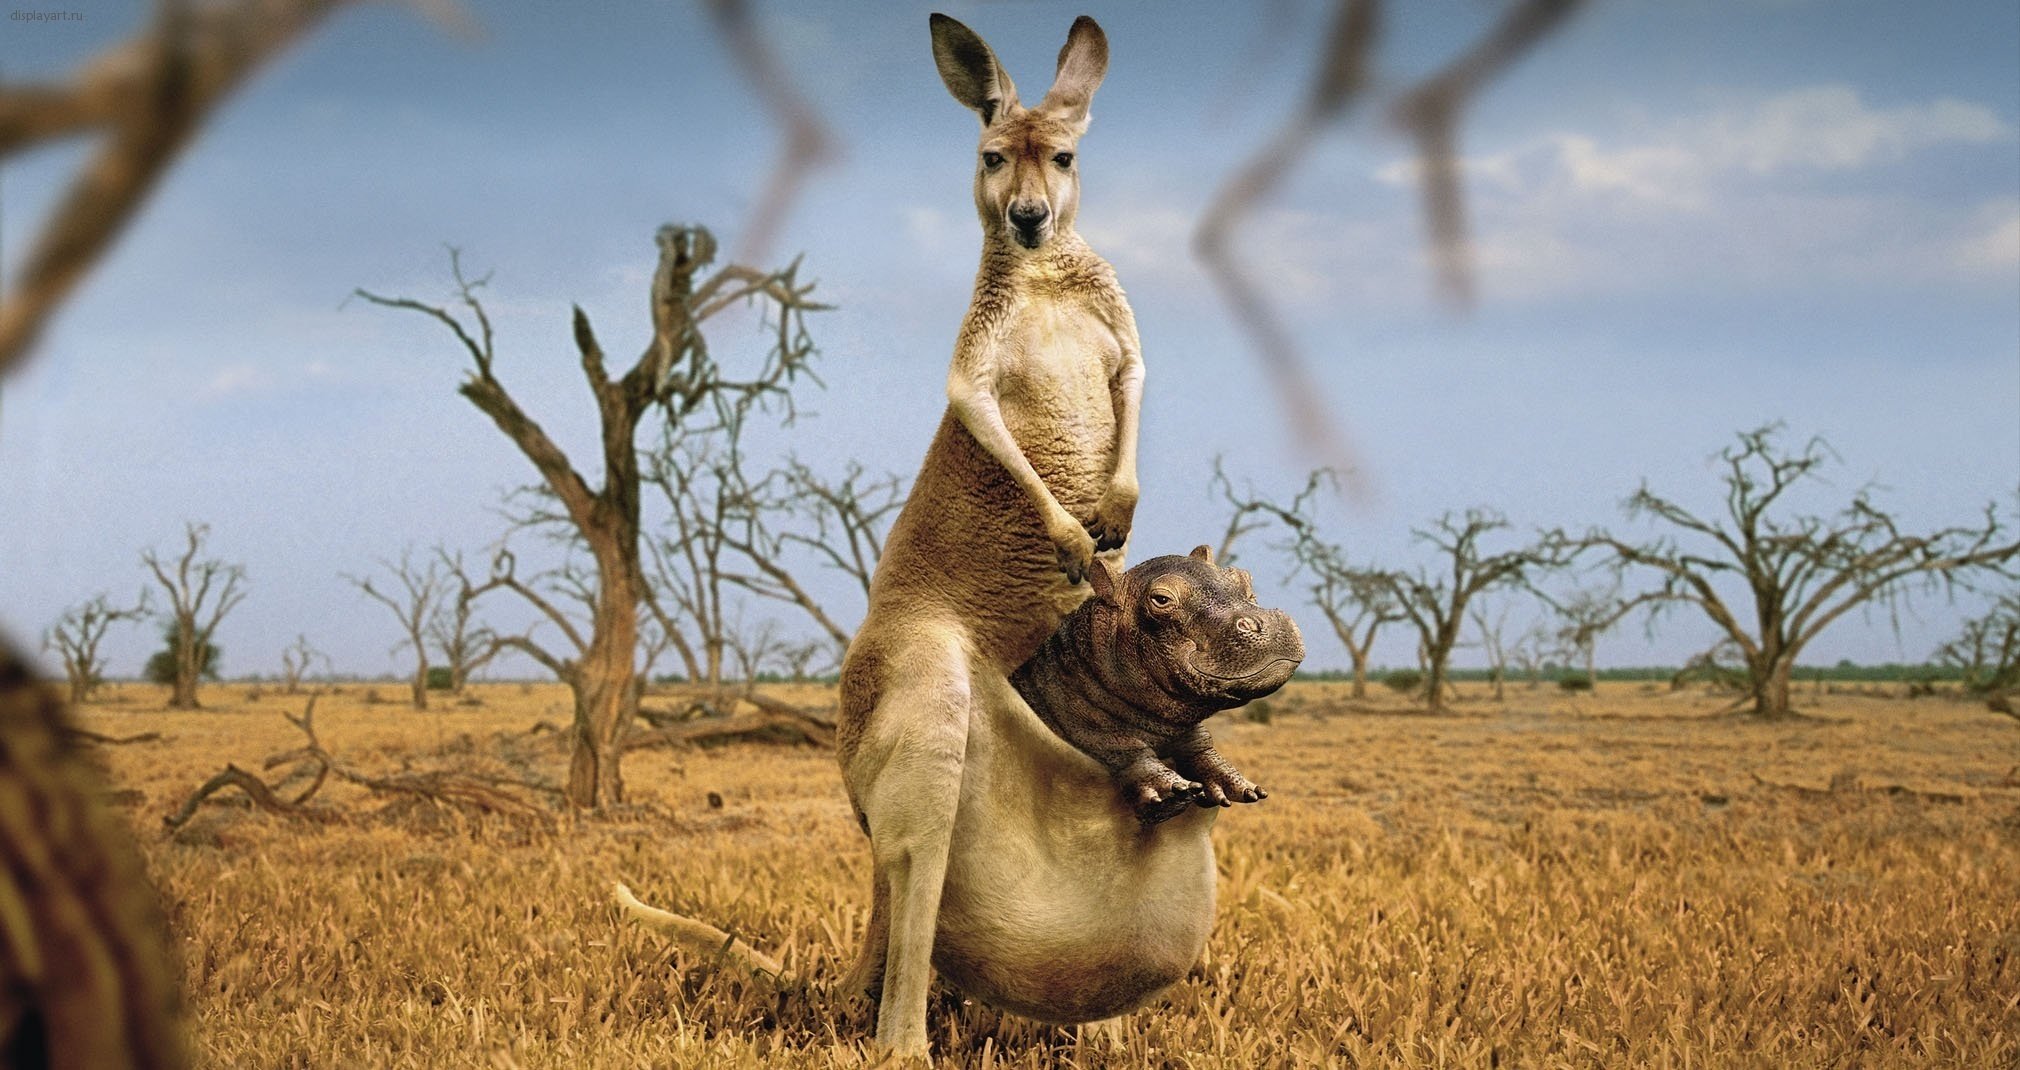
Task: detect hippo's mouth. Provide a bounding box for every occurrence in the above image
[1187,656,1300,684]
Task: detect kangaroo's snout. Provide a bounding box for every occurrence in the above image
[1008,201,1050,247]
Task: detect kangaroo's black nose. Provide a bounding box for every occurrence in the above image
[1009,202,1049,229]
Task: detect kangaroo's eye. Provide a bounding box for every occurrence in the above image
[981,151,1005,169]
[1053,152,1074,170]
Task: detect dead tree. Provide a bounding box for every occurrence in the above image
[1469,602,1512,701]
[776,638,827,683]
[140,522,246,710]
[1507,622,1556,689]
[278,633,327,695]
[725,617,785,699]
[44,591,150,704]
[731,458,904,658]
[1312,560,1405,700]
[1550,583,1657,686]
[430,548,502,694]
[1387,509,1570,713]
[1208,455,1328,566]
[1212,462,1399,698]
[1934,593,2020,696]
[345,549,446,711]
[358,227,823,807]
[644,427,738,694]
[1581,426,2019,719]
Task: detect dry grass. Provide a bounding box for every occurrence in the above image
[70,679,2020,1068]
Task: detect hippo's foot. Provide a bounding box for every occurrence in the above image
[1192,765,1266,807]
[1177,746,1267,808]
[1124,764,1202,825]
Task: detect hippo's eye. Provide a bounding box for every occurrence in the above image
[1052,152,1074,170]
[981,151,1005,169]
[1147,591,1174,611]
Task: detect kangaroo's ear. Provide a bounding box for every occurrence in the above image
[931,13,1019,125]
[1038,15,1107,132]
[1189,544,1215,565]
[1087,556,1120,605]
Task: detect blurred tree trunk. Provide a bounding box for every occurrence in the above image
[0,643,184,1068]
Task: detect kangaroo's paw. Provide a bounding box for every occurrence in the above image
[1052,522,1097,584]
[1084,485,1138,552]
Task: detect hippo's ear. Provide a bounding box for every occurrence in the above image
[1087,556,1120,605]
[1189,544,1216,565]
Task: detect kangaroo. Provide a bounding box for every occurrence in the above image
[833,12,1163,1058]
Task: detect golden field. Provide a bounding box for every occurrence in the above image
[67,679,2020,1068]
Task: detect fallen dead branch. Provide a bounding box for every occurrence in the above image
[63,727,166,745]
[1749,771,1974,804]
[612,881,795,987]
[626,711,831,750]
[626,693,835,751]
[165,696,553,831]
[163,763,334,830]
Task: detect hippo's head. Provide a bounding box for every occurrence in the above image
[1084,546,1305,715]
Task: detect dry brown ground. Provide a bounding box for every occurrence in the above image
[67,679,2020,1068]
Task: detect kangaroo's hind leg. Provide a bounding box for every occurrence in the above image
[840,865,889,1003]
[848,629,973,1058]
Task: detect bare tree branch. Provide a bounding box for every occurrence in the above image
[140,522,246,709]
[0,0,387,375]
[1581,426,2020,717]
[345,549,446,710]
[703,0,837,264]
[44,590,150,704]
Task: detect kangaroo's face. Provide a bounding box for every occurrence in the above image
[976,112,1082,250]
[931,14,1109,253]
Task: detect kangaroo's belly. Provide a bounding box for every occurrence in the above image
[931,670,1216,1023]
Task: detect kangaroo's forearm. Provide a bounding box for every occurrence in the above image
[948,378,1074,528]
[1107,351,1143,492]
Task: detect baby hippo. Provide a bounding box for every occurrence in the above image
[1012,545,1305,824]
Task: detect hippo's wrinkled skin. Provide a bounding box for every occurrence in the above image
[1013,545,1305,824]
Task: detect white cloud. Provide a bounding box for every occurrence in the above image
[1953,199,2020,274]
[1078,206,1197,287]
[201,363,272,398]
[1379,85,2013,212]
[1345,85,2020,302]
[1703,87,2009,174]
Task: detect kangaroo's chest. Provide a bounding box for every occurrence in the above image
[993,299,1121,449]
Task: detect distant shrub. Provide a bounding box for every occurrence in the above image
[144,621,220,685]
[1558,674,1593,693]
[1244,700,1272,725]
[1383,670,1423,694]
[426,666,454,691]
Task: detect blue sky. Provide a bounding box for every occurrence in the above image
[2,0,2015,680]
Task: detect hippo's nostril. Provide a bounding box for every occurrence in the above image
[1234,614,1261,636]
